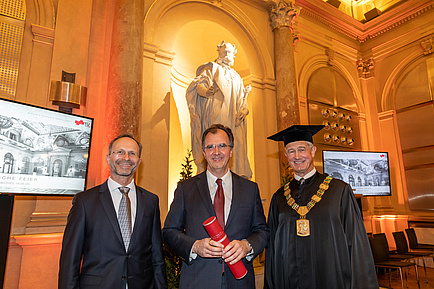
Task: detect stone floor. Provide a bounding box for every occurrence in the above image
[254,262,434,289]
[377,266,434,289]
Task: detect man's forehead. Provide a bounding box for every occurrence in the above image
[112,137,139,149]
[285,141,309,149]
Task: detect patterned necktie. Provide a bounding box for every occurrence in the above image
[118,187,132,250]
[300,178,305,185]
[214,179,225,228]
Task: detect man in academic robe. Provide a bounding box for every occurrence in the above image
[163,124,269,289]
[59,134,167,289]
[264,125,378,289]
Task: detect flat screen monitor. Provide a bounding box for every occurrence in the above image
[0,98,93,195]
[322,150,391,196]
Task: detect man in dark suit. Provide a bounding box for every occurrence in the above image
[59,134,167,289]
[163,124,269,289]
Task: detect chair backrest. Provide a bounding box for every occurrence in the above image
[373,233,390,252]
[369,236,390,263]
[405,228,419,249]
[393,231,409,254]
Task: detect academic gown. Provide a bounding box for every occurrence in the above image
[264,172,378,289]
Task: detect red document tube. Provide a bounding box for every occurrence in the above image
[203,216,248,279]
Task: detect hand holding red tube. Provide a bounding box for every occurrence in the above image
[203,216,248,279]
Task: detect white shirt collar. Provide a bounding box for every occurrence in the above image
[108,176,135,193]
[206,170,231,187]
[294,168,316,181]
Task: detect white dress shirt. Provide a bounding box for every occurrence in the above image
[107,177,137,234]
[206,170,232,224]
[107,177,137,288]
[190,170,253,261]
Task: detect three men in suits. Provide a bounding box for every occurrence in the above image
[163,124,269,289]
[59,134,167,289]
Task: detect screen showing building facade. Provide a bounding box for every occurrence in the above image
[0,99,93,195]
[323,150,391,196]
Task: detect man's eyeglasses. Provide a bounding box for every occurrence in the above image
[204,143,233,151]
[110,150,139,158]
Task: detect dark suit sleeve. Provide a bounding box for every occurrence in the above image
[151,195,168,289]
[244,182,269,260]
[58,195,85,289]
[162,183,197,264]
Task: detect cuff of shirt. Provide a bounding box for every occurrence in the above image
[244,239,254,261]
[189,247,198,262]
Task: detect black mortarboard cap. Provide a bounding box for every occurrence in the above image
[267,125,325,146]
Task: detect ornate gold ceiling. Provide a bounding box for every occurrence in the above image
[323,0,407,22]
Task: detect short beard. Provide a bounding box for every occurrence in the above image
[216,58,234,67]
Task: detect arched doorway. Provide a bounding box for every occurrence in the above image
[143,0,277,213]
[3,153,14,173]
[21,156,30,174]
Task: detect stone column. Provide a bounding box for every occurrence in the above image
[269,0,301,179]
[356,57,382,149]
[270,0,301,131]
[105,0,144,142]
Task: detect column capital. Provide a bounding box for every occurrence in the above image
[420,36,433,55]
[325,49,335,66]
[356,58,375,78]
[269,0,301,31]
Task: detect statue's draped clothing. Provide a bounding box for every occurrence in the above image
[186,62,252,179]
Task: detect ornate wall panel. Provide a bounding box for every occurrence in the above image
[307,66,361,151]
[395,58,434,211]
[0,0,25,99]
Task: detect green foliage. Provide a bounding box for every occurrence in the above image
[179,149,194,181]
[164,149,195,288]
[164,244,182,289]
[281,161,294,186]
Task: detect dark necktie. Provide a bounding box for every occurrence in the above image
[118,187,132,250]
[214,179,225,228]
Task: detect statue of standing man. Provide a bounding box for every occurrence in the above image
[186,41,252,179]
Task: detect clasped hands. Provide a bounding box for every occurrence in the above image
[192,238,250,265]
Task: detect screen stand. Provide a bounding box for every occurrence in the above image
[0,195,14,289]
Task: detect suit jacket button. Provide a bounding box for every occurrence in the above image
[122,276,126,280]
[218,260,222,264]
[126,254,130,258]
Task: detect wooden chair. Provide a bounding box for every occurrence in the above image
[369,236,420,289]
[393,231,431,283]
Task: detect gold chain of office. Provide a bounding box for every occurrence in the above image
[284,176,333,237]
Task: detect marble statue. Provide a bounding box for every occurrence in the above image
[186,41,252,179]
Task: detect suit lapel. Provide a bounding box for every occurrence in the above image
[226,172,242,229]
[132,185,144,242]
[98,182,124,248]
[196,171,215,218]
